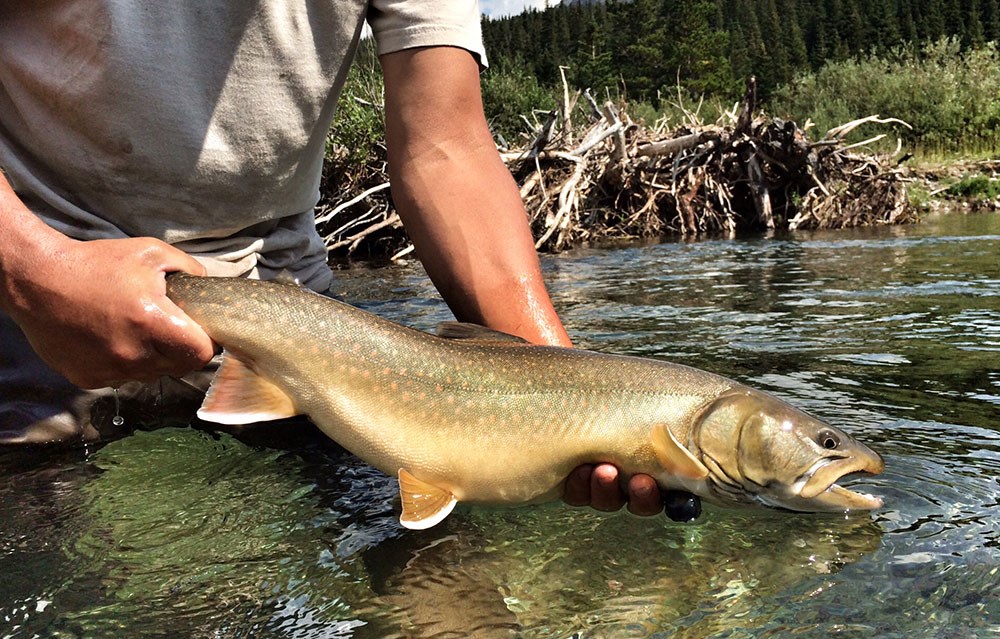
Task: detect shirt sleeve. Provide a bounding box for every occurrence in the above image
[367,0,488,67]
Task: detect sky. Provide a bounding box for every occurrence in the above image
[480,0,556,18]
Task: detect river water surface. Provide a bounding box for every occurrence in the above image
[2,212,998,638]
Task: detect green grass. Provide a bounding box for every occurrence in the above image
[946,174,1000,200]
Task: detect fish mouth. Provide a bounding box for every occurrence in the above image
[793,453,885,512]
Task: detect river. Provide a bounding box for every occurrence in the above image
[1,211,998,638]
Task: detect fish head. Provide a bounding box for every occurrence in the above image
[693,389,884,512]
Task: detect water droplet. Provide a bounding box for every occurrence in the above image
[112,387,124,428]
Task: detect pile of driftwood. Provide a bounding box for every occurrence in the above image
[317,77,916,260]
[507,77,916,251]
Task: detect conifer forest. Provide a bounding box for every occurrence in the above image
[481,0,1000,99]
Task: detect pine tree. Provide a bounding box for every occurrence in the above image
[573,11,616,91]
[801,0,831,65]
[777,0,810,69]
[918,0,948,41]
[963,0,986,45]
[897,0,920,43]
[865,0,902,49]
[755,0,792,91]
[983,0,1000,41]
[668,0,736,95]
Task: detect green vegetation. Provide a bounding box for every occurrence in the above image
[479,61,557,145]
[482,0,1000,99]
[326,40,384,172]
[484,0,737,103]
[907,182,934,210]
[770,39,1000,154]
[326,2,1000,164]
[946,173,1000,199]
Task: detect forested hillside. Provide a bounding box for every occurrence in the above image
[481,0,1000,100]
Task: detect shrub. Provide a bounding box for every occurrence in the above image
[326,40,385,171]
[479,62,559,144]
[769,38,1000,156]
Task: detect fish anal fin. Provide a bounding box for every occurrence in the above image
[196,351,300,425]
[398,468,458,530]
[435,322,531,345]
[651,424,710,480]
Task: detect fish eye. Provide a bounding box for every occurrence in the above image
[818,430,840,450]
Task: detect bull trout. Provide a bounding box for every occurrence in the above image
[166,274,884,529]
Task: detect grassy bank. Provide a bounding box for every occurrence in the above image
[474,37,1000,158]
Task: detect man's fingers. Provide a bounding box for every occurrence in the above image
[563,464,593,507]
[145,240,208,279]
[564,465,702,521]
[589,463,625,512]
[626,473,662,516]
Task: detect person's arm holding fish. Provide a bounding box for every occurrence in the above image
[379,46,699,521]
[0,172,215,390]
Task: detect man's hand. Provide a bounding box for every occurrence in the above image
[1,234,215,388]
[564,463,702,521]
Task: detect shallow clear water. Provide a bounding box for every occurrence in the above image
[2,212,998,638]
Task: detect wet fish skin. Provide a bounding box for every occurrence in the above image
[166,274,884,529]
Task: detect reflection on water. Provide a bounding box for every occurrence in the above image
[1,211,998,638]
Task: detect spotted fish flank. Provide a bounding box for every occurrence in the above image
[166,274,885,529]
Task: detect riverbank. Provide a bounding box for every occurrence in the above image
[318,81,936,263]
[905,158,1000,214]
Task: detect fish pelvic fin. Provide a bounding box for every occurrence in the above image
[196,351,300,425]
[398,468,458,530]
[651,424,710,480]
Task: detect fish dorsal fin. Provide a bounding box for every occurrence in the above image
[435,322,530,344]
[651,424,710,480]
[197,351,300,425]
[398,468,458,530]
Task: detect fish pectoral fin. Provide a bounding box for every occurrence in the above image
[196,350,300,425]
[651,424,710,480]
[435,322,531,345]
[398,468,458,530]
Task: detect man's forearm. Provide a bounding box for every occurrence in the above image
[391,138,570,346]
[0,171,67,314]
[381,47,571,347]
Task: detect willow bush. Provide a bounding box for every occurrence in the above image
[769,38,1000,155]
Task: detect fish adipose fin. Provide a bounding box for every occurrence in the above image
[398,468,458,530]
[651,424,710,480]
[435,322,531,345]
[197,351,300,425]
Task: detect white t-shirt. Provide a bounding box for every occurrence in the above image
[0,1,486,290]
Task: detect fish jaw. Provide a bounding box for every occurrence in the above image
[692,388,886,513]
[763,452,885,512]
